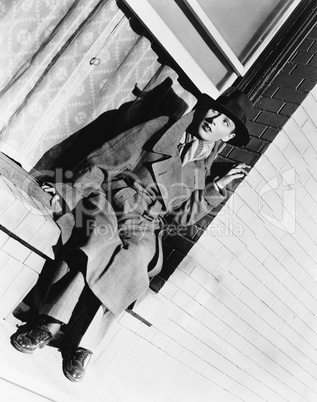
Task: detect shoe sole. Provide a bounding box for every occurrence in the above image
[10,335,49,354]
[11,336,35,354]
[62,365,83,382]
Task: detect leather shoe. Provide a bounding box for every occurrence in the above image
[62,347,93,382]
[11,325,53,354]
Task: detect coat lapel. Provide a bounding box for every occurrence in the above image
[151,111,195,154]
[148,112,194,206]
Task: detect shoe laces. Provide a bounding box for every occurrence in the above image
[29,325,52,342]
[73,348,92,368]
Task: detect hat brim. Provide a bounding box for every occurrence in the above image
[195,95,250,147]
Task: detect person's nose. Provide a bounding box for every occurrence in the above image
[208,115,220,125]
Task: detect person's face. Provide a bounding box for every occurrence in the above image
[196,109,236,143]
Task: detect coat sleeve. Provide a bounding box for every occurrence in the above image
[166,181,227,226]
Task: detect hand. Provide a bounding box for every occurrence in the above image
[41,183,60,206]
[215,163,250,189]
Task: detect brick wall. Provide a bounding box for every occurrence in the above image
[91,83,317,402]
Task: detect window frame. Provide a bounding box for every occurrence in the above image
[123,0,301,96]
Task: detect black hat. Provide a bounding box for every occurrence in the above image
[194,87,254,146]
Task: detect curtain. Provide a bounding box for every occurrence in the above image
[0,0,196,171]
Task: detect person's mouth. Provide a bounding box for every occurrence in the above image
[203,121,212,132]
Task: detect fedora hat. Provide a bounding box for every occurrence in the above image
[194,87,254,146]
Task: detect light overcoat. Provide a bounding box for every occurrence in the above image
[52,110,227,316]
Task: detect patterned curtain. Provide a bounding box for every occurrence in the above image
[0,0,196,171]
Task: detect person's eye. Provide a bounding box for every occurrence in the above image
[223,118,230,127]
